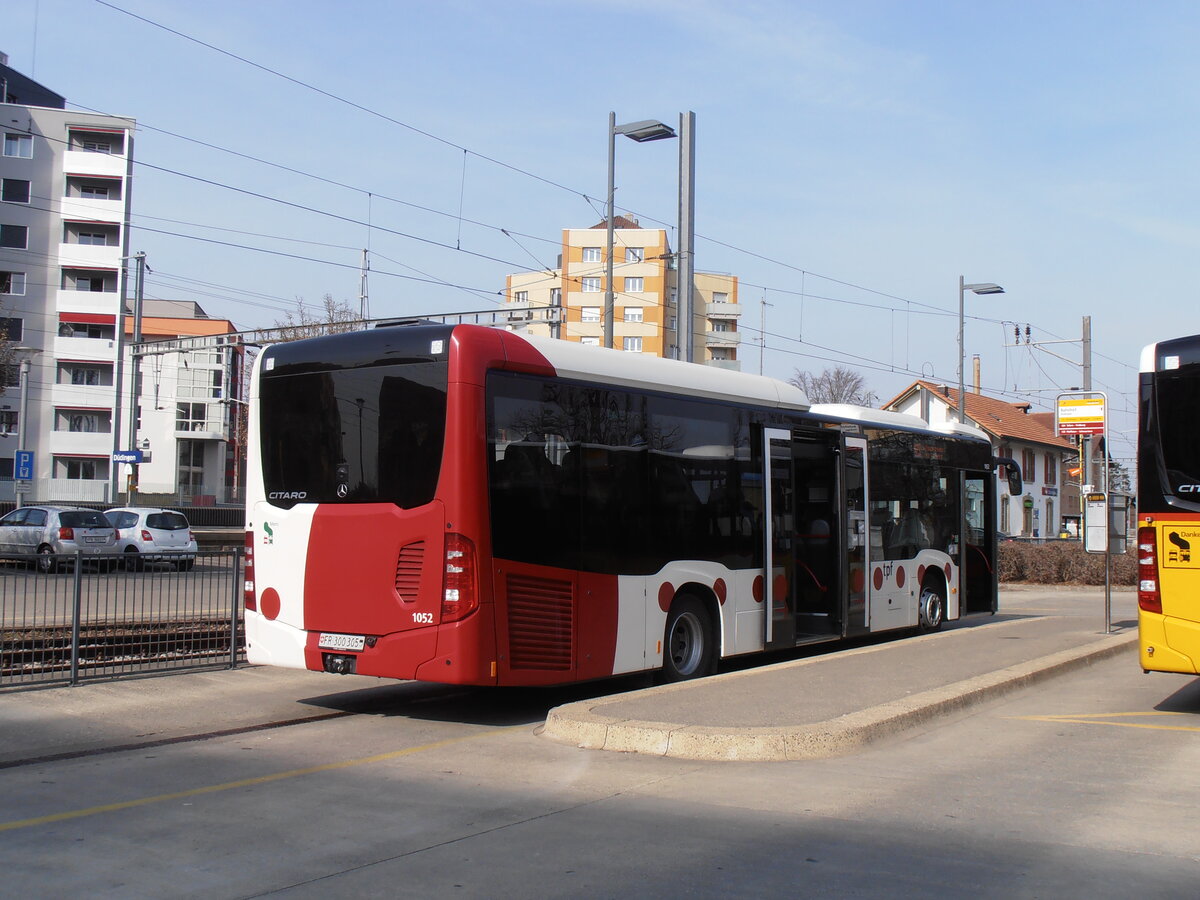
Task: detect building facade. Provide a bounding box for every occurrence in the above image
[505,216,741,368]
[1,55,136,503]
[884,381,1082,538]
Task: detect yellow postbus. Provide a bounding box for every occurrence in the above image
[1138,335,1200,674]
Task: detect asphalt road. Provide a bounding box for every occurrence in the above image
[2,588,1197,898]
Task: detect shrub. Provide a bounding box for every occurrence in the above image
[997,541,1135,585]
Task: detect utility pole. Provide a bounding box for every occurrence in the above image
[125,251,146,503]
[759,295,774,376]
[677,111,696,363]
[1081,315,1093,490]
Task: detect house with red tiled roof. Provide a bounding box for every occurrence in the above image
[883,381,1081,538]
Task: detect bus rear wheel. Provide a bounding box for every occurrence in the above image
[663,596,716,682]
[918,584,945,632]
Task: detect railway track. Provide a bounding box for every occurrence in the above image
[1,619,242,678]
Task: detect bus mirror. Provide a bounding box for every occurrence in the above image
[1007,465,1022,496]
[995,457,1022,495]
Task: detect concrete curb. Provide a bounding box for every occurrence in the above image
[542,631,1137,761]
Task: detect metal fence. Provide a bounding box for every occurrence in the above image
[0,549,244,690]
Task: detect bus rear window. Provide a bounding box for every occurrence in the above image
[259,360,448,509]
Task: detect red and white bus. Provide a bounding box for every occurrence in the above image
[244,322,1015,686]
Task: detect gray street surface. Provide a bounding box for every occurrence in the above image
[3,587,1198,897]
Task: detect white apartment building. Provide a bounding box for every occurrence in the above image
[1,54,135,503]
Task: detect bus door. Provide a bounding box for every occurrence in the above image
[842,436,869,635]
[791,429,841,640]
[762,428,796,649]
[962,470,997,614]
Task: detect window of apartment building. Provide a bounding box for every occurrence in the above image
[69,130,124,155]
[1044,452,1057,485]
[623,337,643,352]
[55,410,111,433]
[178,366,224,400]
[669,289,677,307]
[580,337,600,346]
[712,292,729,305]
[0,366,16,388]
[69,227,118,246]
[1,179,30,204]
[550,287,561,306]
[1046,499,1055,536]
[69,274,110,292]
[0,272,24,296]
[58,321,116,339]
[624,307,643,323]
[66,177,121,201]
[56,457,105,480]
[711,321,733,333]
[582,247,601,262]
[1000,495,1010,532]
[0,457,12,479]
[0,411,17,435]
[581,277,601,292]
[3,134,33,158]
[669,316,677,330]
[626,247,644,263]
[1022,448,1036,482]
[0,318,23,342]
[581,307,601,322]
[58,363,112,386]
[0,224,28,249]
[513,290,528,304]
[79,184,110,200]
[624,277,644,293]
[178,440,206,497]
[177,402,220,432]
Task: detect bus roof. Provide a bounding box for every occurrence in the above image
[517,331,812,411]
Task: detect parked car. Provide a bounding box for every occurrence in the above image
[104,507,198,570]
[0,505,118,573]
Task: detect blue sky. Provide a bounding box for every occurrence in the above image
[9,0,1199,464]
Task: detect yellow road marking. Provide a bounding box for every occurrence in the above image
[1010,711,1200,733]
[0,727,512,833]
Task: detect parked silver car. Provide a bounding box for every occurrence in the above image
[0,505,118,572]
[104,507,199,570]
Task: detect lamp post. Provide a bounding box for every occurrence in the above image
[958,276,1004,423]
[12,347,42,509]
[605,113,676,349]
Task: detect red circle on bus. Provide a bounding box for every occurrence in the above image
[713,579,727,605]
[918,565,926,583]
[658,582,675,613]
[850,567,865,594]
[945,562,953,580]
[753,575,764,603]
[260,587,281,621]
[896,566,906,588]
[873,568,884,591]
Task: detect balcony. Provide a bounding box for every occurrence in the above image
[59,196,124,223]
[63,149,127,178]
[58,242,121,269]
[706,302,741,319]
[705,330,741,348]
[54,336,117,362]
[706,359,741,372]
[57,290,121,317]
[50,430,113,457]
[52,382,114,410]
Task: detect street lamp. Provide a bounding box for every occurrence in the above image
[958,276,1004,423]
[604,113,676,349]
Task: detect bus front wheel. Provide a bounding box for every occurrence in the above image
[918,584,945,633]
[663,596,716,682]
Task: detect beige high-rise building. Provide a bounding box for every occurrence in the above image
[505,217,741,369]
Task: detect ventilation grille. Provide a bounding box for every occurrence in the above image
[394,541,425,602]
[507,574,573,670]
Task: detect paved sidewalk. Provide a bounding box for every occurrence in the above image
[543,612,1137,761]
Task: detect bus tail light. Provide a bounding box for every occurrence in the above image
[244,531,257,612]
[1138,526,1162,614]
[441,533,478,623]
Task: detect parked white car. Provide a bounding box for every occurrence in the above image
[104,507,199,570]
[0,505,118,573]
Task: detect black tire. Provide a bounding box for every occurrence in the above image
[918,583,945,633]
[123,547,143,572]
[662,595,717,682]
[36,545,56,575]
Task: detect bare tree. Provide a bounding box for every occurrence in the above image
[271,294,361,341]
[789,366,877,406]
